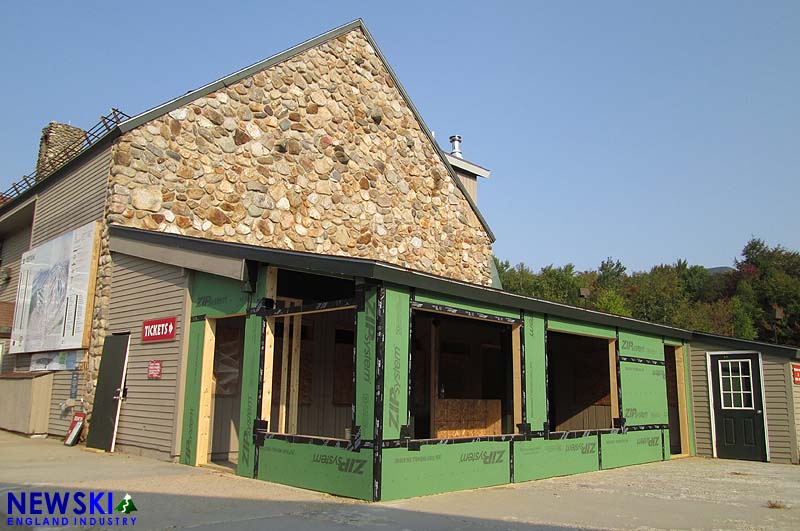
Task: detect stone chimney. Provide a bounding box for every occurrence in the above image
[36,122,85,180]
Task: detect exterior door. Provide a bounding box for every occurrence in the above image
[709,352,767,461]
[86,333,131,452]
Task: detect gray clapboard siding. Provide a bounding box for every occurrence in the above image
[688,341,713,457]
[763,355,793,463]
[48,370,84,436]
[107,252,187,457]
[689,341,795,463]
[30,146,111,248]
[0,225,32,373]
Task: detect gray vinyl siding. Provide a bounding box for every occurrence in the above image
[762,355,794,463]
[0,225,31,373]
[48,370,84,436]
[689,341,796,463]
[689,341,714,457]
[107,252,187,457]
[30,146,111,247]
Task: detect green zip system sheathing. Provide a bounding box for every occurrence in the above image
[547,318,616,340]
[180,272,251,467]
[355,285,378,440]
[524,312,547,429]
[600,430,665,468]
[514,436,599,482]
[383,286,410,440]
[620,362,669,425]
[381,441,510,500]
[414,290,520,319]
[619,331,664,361]
[237,267,268,476]
[257,439,373,499]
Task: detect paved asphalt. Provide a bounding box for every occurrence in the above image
[1,431,798,530]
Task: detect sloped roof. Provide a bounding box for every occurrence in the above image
[116,19,495,241]
[1,20,496,242]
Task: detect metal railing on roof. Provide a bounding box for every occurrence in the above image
[1,108,130,206]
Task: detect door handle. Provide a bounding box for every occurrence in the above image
[756,410,762,414]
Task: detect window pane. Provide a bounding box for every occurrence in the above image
[721,362,731,376]
[732,378,742,392]
[743,393,753,408]
[722,377,731,391]
[733,394,743,408]
[741,362,751,376]
[730,363,741,376]
[723,393,733,408]
[741,376,751,393]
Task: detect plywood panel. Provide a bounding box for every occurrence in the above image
[433,399,502,438]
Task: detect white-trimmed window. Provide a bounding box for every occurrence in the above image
[719,359,754,409]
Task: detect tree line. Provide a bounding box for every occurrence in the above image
[494,238,800,345]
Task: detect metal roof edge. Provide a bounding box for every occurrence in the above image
[691,331,800,359]
[444,152,491,178]
[108,226,692,339]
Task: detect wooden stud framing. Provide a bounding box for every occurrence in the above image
[608,339,620,421]
[673,345,691,456]
[287,314,302,434]
[277,316,291,433]
[196,318,217,465]
[276,297,301,434]
[512,324,523,433]
[81,221,103,349]
[260,266,279,429]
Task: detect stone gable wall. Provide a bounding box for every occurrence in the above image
[107,28,493,285]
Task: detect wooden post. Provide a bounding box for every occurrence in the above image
[260,266,278,430]
[196,318,216,465]
[608,339,619,422]
[674,346,691,455]
[512,324,523,433]
[287,314,302,434]
[277,316,291,433]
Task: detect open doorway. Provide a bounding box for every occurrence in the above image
[547,332,617,432]
[260,269,357,441]
[267,308,355,439]
[664,344,690,456]
[209,316,245,468]
[410,312,518,439]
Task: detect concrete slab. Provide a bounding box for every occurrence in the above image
[1,431,797,530]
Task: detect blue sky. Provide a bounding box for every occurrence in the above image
[1,1,797,272]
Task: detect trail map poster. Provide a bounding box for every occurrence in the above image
[10,222,98,354]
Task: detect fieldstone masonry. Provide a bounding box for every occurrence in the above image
[106,28,493,285]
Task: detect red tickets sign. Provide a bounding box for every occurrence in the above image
[142,317,176,342]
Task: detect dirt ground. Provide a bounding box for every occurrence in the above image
[1,430,797,530]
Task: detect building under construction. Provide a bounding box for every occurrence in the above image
[0,20,797,501]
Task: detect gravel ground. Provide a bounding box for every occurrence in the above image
[1,430,797,530]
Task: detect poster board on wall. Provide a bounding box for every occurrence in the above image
[10,221,100,354]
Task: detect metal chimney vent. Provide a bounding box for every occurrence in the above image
[449,135,463,158]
